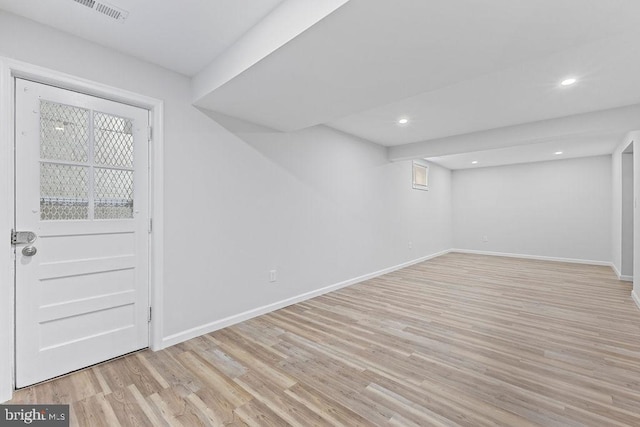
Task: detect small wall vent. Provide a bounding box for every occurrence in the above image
[72,0,129,21]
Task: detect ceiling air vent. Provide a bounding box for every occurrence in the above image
[95,2,127,20]
[73,0,96,7]
[72,0,129,21]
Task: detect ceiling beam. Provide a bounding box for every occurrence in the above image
[387,104,640,161]
[192,0,349,106]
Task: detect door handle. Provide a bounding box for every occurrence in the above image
[22,246,37,257]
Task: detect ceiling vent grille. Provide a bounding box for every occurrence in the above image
[72,0,129,21]
[95,3,126,20]
[73,0,96,7]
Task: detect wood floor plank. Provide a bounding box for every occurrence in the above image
[9,253,640,426]
[233,398,290,427]
[192,386,243,426]
[234,371,328,426]
[175,351,252,407]
[104,387,154,427]
[284,382,374,426]
[127,384,167,427]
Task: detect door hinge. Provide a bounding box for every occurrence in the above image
[148,307,152,323]
[148,218,153,233]
[147,126,153,142]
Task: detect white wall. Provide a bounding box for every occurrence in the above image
[632,135,640,300]
[622,153,634,277]
[612,147,623,275]
[612,132,639,284]
[160,121,453,339]
[0,43,12,405]
[0,11,453,400]
[634,138,640,298]
[452,156,612,263]
[616,131,640,299]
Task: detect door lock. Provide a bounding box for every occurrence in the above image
[22,246,37,257]
[11,230,37,245]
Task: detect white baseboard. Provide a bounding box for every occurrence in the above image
[451,248,612,267]
[611,263,634,282]
[612,263,621,277]
[632,290,640,311]
[161,249,452,348]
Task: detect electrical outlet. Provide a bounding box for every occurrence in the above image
[482,235,488,243]
[269,270,277,282]
[408,241,413,249]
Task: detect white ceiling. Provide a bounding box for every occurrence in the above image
[328,31,640,146]
[2,0,640,168]
[0,0,284,76]
[195,0,640,137]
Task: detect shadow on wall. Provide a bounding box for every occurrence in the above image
[189,106,451,290]
[195,107,394,204]
[191,106,452,273]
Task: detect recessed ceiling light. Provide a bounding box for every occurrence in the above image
[555,151,563,155]
[560,78,577,86]
[398,118,409,125]
[471,161,478,164]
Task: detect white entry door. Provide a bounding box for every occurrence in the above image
[14,79,150,388]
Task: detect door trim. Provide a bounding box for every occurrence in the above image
[0,58,165,402]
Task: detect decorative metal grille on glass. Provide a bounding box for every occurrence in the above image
[39,105,135,221]
[40,101,89,162]
[94,168,134,219]
[94,112,134,168]
[40,163,89,220]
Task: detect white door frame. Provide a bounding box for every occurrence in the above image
[0,58,165,402]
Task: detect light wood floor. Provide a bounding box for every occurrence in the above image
[9,253,640,426]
